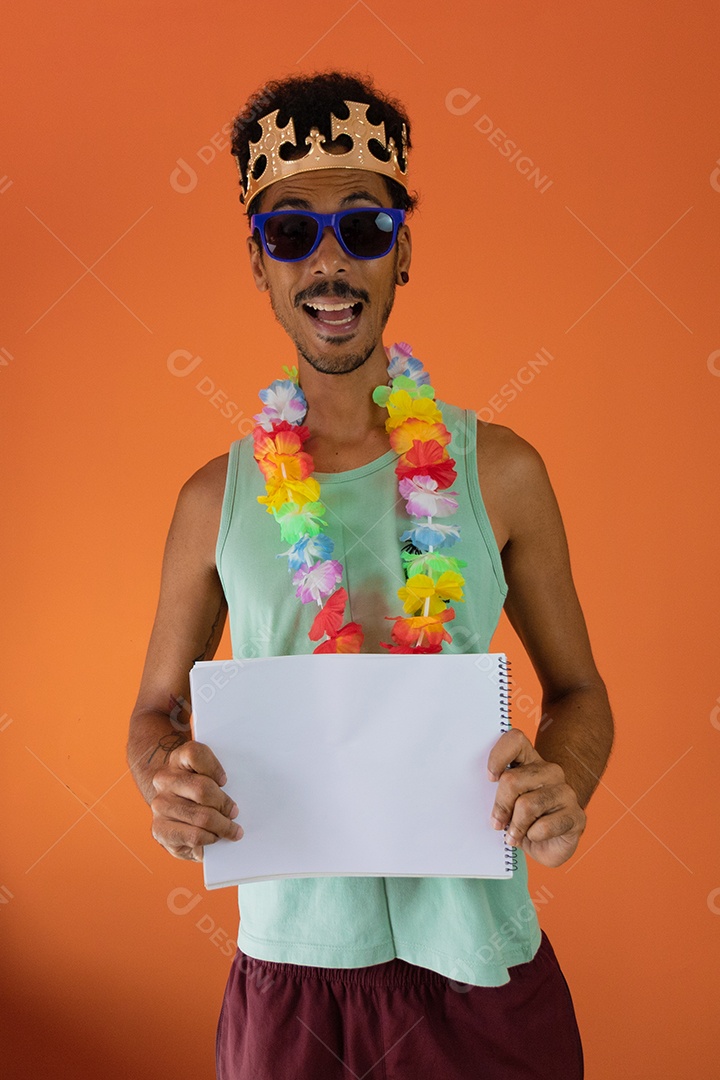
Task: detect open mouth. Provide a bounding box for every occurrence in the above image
[302,300,363,333]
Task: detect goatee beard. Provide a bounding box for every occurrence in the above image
[268,263,397,376]
[297,341,377,376]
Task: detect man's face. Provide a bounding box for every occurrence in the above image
[246,168,411,376]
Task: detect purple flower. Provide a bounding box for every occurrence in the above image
[292,560,343,603]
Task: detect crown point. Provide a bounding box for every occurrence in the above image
[241,99,409,207]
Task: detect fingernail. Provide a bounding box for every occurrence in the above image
[233,824,243,841]
[219,771,228,786]
[491,816,504,830]
[487,769,498,782]
[229,802,239,818]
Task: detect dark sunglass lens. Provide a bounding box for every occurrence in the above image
[339,211,395,257]
[264,214,318,260]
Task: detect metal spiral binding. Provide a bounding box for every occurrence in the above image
[497,655,518,873]
[498,655,512,733]
[504,840,518,872]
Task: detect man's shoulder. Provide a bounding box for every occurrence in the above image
[180,452,229,502]
[167,453,230,573]
[474,422,551,551]
[173,453,230,550]
[476,420,546,484]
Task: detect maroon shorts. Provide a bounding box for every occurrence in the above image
[216,930,584,1079]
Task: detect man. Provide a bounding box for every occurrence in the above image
[127,71,613,1079]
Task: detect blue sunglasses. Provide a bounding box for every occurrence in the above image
[251,208,405,262]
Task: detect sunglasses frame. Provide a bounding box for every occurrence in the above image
[250,207,406,263]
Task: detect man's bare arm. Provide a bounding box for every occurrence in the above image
[483,427,614,866]
[127,456,243,860]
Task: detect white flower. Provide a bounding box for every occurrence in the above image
[254,379,307,427]
[398,476,458,518]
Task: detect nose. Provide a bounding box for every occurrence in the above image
[307,224,350,275]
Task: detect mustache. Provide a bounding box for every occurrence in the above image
[294,282,370,308]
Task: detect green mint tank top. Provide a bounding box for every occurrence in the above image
[214,400,542,985]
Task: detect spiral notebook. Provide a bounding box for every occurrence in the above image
[189,652,517,889]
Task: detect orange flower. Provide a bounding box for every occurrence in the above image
[387,608,456,647]
[389,420,451,455]
[256,449,314,482]
[313,623,364,653]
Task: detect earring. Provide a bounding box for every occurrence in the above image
[400,271,409,284]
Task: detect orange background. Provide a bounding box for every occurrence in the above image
[2,2,719,1077]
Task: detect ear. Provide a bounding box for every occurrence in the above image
[247,232,269,293]
[395,222,412,285]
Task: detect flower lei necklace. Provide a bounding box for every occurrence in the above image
[252,342,466,653]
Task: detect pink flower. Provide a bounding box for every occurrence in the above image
[292,560,343,604]
[386,341,413,362]
[398,475,459,518]
[385,342,431,385]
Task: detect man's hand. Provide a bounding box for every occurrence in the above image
[487,727,586,868]
[150,741,243,861]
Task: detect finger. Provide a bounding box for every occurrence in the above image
[152,793,243,843]
[490,760,565,828]
[173,740,229,787]
[152,818,216,860]
[486,727,538,780]
[500,784,570,845]
[160,834,208,863]
[524,809,584,845]
[152,767,238,821]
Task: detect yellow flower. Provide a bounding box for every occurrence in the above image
[384,389,443,431]
[397,571,465,615]
[257,475,321,513]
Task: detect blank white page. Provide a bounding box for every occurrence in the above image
[189,652,514,889]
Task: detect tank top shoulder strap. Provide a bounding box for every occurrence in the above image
[215,436,244,574]
[438,401,507,597]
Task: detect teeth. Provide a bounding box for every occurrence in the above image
[307,302,355,311]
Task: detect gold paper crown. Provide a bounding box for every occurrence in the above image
[234,100,408,207]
